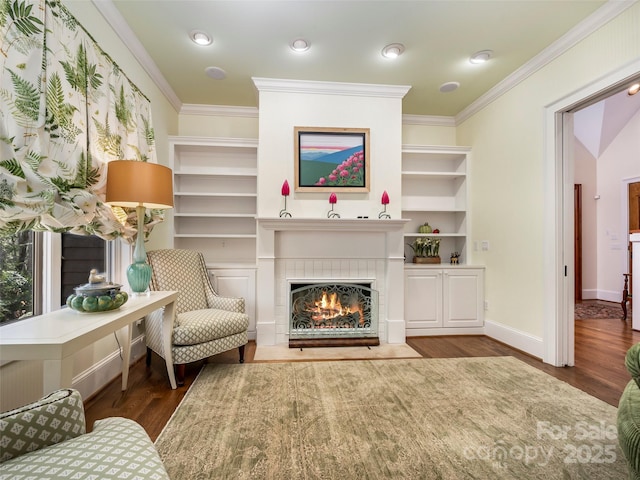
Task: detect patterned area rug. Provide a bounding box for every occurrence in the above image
[575,301,623,320]
[155,357,626,479]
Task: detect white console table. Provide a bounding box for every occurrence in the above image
[0,290,179,393]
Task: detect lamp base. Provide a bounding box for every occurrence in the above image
[127,261,152,294]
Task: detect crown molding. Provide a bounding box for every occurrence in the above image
[455,0,638,125]
[402,114,456,127]
[252,77,411,99]
[92,0,182,113]
[180,104,259,117]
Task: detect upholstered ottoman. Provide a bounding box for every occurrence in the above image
[0,389,169,480]
[618,342,640,480]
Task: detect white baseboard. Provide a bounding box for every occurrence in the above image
[582,289,621,303]
[484,319,544,360]
[406,326,485,336]
[72,335,147,401]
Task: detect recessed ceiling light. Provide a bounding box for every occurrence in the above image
[628,83,640,96]
[205,66,226,80]
[469,50,493,64]
[190,30,212,46]
[290,38,310,52]
[382,43,405,59]
[439,82,460,93]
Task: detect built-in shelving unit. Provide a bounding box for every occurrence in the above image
[401,145,471,265]
[169,136,258,266]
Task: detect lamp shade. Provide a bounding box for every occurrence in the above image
[105,160,174,209]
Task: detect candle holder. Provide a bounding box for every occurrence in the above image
[279,180,292,217]
[327,192,340,218]
[378,190,391,218]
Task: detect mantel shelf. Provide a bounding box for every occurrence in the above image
[256,217,410,233]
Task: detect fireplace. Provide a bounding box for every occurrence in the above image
[289,282,379,347]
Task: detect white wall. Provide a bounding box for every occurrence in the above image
[254,81,407,220]
[457,3,639,349]
[597,109,640,301]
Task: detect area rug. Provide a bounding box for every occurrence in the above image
[575,301,623,320]
[253,343,421,361]
[155,357,627,479]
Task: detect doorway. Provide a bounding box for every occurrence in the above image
[546,65,640,367]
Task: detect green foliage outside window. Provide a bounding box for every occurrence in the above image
[0,232,34,324]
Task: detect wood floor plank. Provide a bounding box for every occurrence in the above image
[84,316,640,442]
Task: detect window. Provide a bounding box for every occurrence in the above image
[0,231,39,324]
[1,232,110,324]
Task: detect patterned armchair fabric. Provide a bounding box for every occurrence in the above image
[619,343,640,480]
[144,249,249,369]
[0,389,169,479]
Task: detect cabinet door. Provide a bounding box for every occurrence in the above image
[208,269,257,339]
[404,270,442,328]
[442,269,484,327]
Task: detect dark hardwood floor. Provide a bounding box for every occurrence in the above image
[84,306,639,442]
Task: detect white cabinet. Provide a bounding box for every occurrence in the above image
[404,266,484,335]
[402,145,470,265]
[208,268,257,340]
[169,136,258,266]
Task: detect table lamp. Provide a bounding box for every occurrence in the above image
[105,160,173,294]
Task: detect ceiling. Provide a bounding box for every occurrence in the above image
[98,0,621,117]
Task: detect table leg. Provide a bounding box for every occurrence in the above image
[43,358,73,394]
[117,323,133,390]
[162,301,177,389]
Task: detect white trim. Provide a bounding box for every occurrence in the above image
[544,57,640,367]
[456,1,637,124]
[92,0,182,112]
[180,104,259,118]
[484,320,544,360]
[252,77,411,99]
[402,114,456,127]
[406,327,485,336]
[42,232,61,314]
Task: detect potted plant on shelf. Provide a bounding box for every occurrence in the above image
[408,237,441,264]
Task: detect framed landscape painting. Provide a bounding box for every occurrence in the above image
[294,127,370,192]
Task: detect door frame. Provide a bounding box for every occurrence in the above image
[544,59,640,366]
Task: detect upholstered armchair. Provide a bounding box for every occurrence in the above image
[144,249,249,385]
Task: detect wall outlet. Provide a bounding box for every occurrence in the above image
[484,300,489,310]
[482,241,490,251]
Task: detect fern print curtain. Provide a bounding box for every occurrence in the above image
[0,0,164,240]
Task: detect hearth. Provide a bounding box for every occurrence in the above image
[289,282,379,347]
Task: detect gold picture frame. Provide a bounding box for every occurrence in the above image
[294,126,370,192]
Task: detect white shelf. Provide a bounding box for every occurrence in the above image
[401,145,471,265]
[175,169,257,177]
[174,234,257,238]
[170,136,258,265]
[174,192,257,197]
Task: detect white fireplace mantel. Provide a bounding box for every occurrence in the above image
[255,217,409,345]
[257,217,410,233]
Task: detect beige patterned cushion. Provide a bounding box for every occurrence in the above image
[173,309,250,346]
[0,416,169,479]
[147,249,210,313]
[0,389,85,463]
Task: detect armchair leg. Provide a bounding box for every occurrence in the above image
[239,345,245,364]
[175,364,186,386]
[146,347,152,367]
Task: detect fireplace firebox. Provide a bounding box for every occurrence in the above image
[289,282,379,347]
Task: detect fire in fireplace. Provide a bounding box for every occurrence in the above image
[289,282,379,347]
